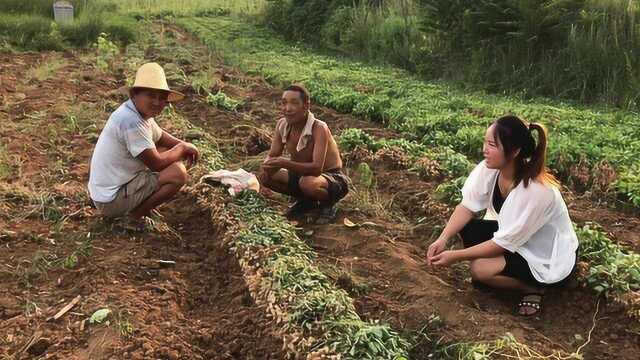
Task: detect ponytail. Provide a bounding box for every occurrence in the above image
[522,123,558,187]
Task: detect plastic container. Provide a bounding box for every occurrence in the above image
[53,1,74,24]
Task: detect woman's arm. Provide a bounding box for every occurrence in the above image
[439,204,475,243]
[426,204,474,265]
[430,239,504,266]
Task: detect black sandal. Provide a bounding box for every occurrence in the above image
[314,203,337,225]
[286,199,317,219]
[518,293,543,317]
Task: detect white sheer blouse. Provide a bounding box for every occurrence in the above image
[461,161,579,284]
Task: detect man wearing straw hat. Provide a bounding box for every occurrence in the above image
[88,63,199,230]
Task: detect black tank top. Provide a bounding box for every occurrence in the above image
[493,176,506,214]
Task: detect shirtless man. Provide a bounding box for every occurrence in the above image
[260,84,349,223]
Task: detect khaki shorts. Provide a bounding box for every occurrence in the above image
[94,171,159,218]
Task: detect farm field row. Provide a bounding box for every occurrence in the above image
[175,15,640,209]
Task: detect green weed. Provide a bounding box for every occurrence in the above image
[433,176,466,206]
[190,68,216,95]
[206,90,242,111]
[577,223,640,295]
[95,33,119,72]
[115,310,135,338]
[614,166,640,207]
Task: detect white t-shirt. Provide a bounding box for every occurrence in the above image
[88,100,162,203]
[461,161,579,284]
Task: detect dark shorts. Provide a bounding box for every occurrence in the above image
[460,219,577,287]
[288,168,350,204]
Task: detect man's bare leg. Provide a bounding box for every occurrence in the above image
[261,169,294,196]
[299,176,330,202]
[129,161,188,219]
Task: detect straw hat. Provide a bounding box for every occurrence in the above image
[130,62,184,102]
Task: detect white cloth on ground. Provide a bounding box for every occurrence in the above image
[200,169,260,196]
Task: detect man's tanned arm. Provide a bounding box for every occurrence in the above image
[157,131,182,149]
[138,146,187,172]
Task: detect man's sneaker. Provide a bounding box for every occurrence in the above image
[286,199,317,218]
[315,203,337,225]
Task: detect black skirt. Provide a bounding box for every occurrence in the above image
[459,219,577,287]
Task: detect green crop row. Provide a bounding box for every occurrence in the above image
[163,110,411,358]
[227,190,411,358]
[173,15,640,208]
[162,109,411,358]
[114,25,412,358]
[338,128,471,205]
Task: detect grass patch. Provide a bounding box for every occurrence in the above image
[25,55,67,82]
[5,233,92,287]
[0,185,66,222]
[345,162,399,221]
[436,332,581,360]
[0,13,65,51]
[0,143,11,181]
[189,67,217,95]
[110,0,265,18]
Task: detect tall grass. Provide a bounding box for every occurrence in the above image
[0,0,57,17]
[262,0,640,109]
[110,0,265,17]
[420,0,640,107]
[0,0,100,16]
[564,0,640,106]
[265,0,422,69]
[0,13,65,50]
[0,0,137,50]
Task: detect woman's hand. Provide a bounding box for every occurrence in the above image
[430,250,460,267]
[426,237,447,266]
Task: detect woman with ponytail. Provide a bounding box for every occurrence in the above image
[426,115,578,316]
